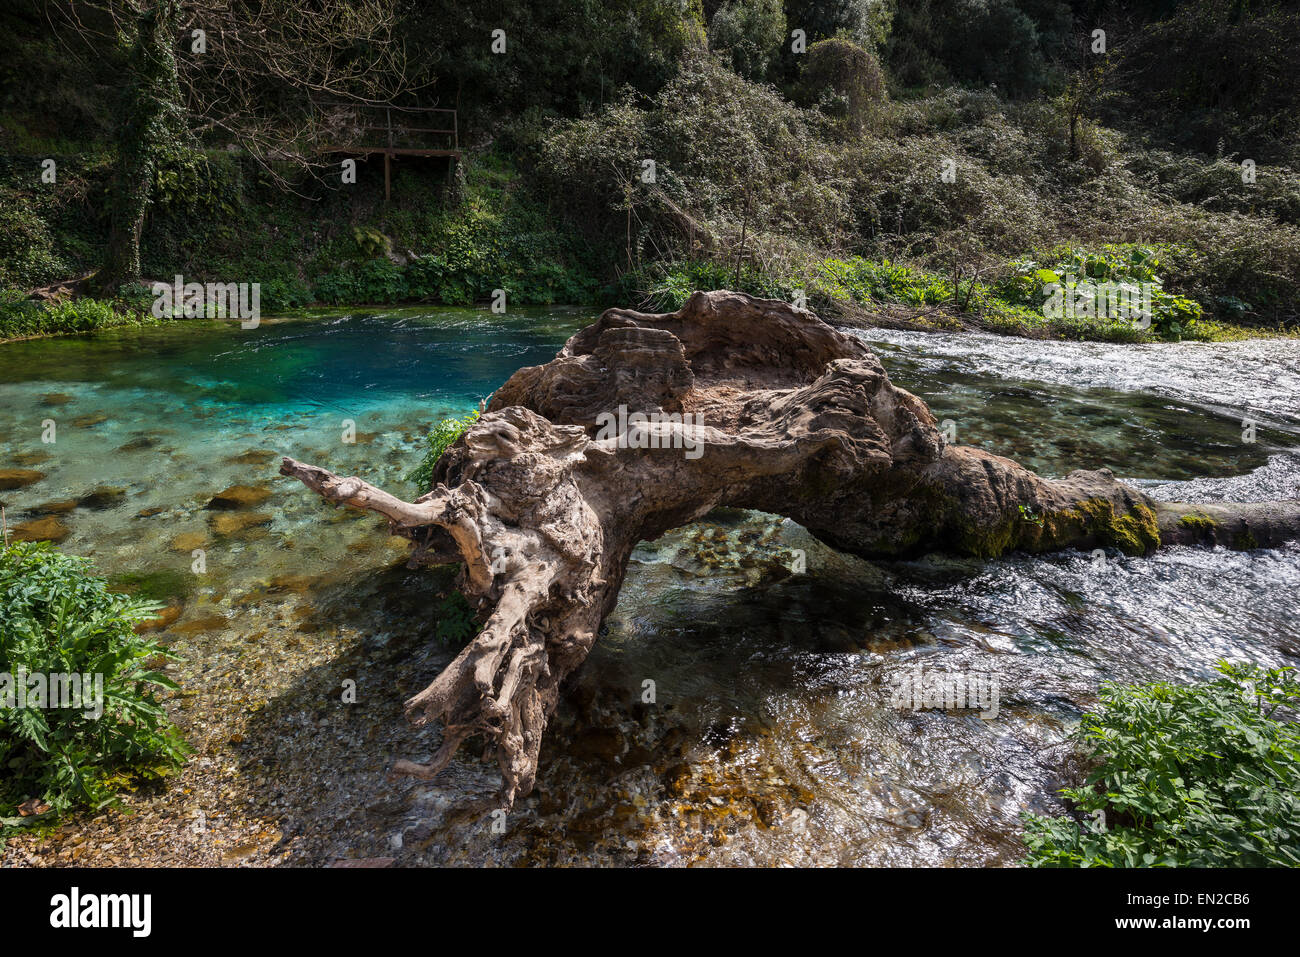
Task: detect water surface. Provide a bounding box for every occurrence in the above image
[2,310,1297,867]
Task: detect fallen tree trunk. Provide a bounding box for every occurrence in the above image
[280,290,1300,805]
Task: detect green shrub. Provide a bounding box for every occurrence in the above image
[709,0,786,82]
[996,244,1204,341]
[637,259,798,310]
[814,256,949,306]
[0,188,71,289]
[0,293,154,341]
[407,410,480,493]
[0,543,188,828]
[308,195,600,309]
[312,258,409,305]
[798,37,888,134]
[257,277,313,313]
[1022,662,1300,867]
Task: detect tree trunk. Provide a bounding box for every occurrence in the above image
[95,1,185,294]
[281,291,1300,806]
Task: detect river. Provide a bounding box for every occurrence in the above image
[1,308,1297,866]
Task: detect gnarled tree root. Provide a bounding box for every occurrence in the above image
[280,290,1300,806]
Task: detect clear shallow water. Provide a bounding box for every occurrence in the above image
[2,311,1298,867]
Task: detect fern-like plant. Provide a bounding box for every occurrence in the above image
[0,543,189,830]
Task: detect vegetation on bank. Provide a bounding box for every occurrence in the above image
[0,287,160,342]
[0,543,188,834]
[1,238,1288,345]
[3,1,1300,344]
[630,244,1281,343]
[1021,662,1300,867]
[407,410,481,494]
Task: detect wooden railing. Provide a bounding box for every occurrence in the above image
[313,101,460,199]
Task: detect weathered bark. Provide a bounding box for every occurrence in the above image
[280,290,1300,805]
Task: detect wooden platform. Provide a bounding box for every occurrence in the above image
[314,102,460,200]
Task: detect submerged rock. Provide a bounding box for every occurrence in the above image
[170,531,208,552]
[117,435,159,452]
[207,484,272,510]
[135,604,184,633]
[13,515,70,542]
[0,468,44,490]
[77,486,127,510]
[209,511,273,536]
[226,449,278,465]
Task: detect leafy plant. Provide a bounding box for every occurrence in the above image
[434,591,478,646]
[0,293,156,341]
[0,543,189,828]
[998,244,1204,341]
[407,409,480,493]
[1018,504,1045,526]
[1021,662,1300,867]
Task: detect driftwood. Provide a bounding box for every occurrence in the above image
[281,290,1300,804]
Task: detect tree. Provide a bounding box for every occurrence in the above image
[709,0,786,82]
[97,1,186,292]
[50,0,414,292]
[1058,22,1120,162]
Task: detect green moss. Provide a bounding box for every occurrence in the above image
[958,497,1159,559]
[953,499,1095,559]
[957,513,1020,558]
[1178,512,1219,541]
[1233,527,1260,550]
[108,567,194,603]
[1071,498,1161,556]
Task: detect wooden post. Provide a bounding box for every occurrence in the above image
[734,189,750,288]
[385,106,394,203]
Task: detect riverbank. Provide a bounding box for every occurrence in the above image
[826,299,1299,343]
[4,291,1291,347]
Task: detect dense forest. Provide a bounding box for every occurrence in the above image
[3,0,1300,340]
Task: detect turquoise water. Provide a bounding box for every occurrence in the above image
[0,308,588,571]
[2,309,1298,867]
